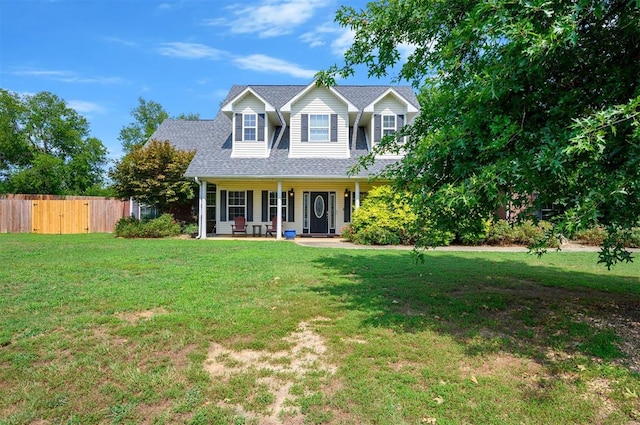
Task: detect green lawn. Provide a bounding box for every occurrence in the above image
[1,234,639,424]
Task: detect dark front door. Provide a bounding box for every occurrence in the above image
[310,192,329,233]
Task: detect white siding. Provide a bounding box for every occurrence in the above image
[232,95,268,158]
[289,87,350,158]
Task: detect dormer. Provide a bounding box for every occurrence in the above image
[281,82,358,158]
[362,88,419,158]
[221,87,280,158]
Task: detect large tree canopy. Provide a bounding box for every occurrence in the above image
[0,90,108,195]
[109,139,196,217]
[318,0,640,266]
[119,97,200,154]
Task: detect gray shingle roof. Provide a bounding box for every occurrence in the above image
[150,84,418,179]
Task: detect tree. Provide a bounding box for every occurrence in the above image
[118,98,200,154]
[118,98,169,154]
[0,90,108,195]
[109,139,196,218]
[318,0,640,267]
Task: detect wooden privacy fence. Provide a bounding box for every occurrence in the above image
[0,194,130,234]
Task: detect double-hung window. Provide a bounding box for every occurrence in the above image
[382,115,396,137]
[309,114,329,141]
[243,114,257,141]
[227,191,246,220]
[268,191,287,221]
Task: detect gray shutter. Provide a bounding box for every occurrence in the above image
[301,114,308,142]
[258,113,265,142]
[235,114,242,141]
[330,114,338,142]
[220,190,227,221]
[246,190,253,221]
[374,114,381,144]
[288,192,295,222]
[261,190,268,221]
[397,114,404,131]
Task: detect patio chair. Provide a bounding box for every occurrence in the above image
[231,216,248,236]
[265,216,279,237]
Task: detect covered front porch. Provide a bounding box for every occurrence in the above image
[194,178,378,240]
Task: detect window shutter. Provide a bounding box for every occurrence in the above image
[288,192,295,222]
[258,113,265,142]
[301,114,308,142]
[374,114,381,144]
[261,190,268,221]
[330,114,338,142]
[344,192,351,223]
[246,190,253,221]
[235,114,242,141]
[397,114,404,131]
[220,190,227,221]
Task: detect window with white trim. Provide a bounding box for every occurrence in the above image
[268,191,287,221]
[303,192,309,230]
[243,114,256,141]
[382,115,396,137]
[309,114,329,141]
[227,191,246,220]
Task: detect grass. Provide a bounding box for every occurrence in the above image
[1,234,639,424]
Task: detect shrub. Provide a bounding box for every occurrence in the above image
[457,219,491,245]
[485,220,558,246]
[573,226,607,245]
[348,185,417,245]
[573,226,640,247]
[182,222,198,236]
[485,220,514,245]
[114,216,144,238]
[144,214,181,238]
[114,214,181,238]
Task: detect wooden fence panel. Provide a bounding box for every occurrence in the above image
[32,200,90,234]
[90,199,127,233]
[0,199,32,233]
[1,195,128,233]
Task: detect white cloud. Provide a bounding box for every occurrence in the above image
[397,42,418,62]
[9,68,126,85]
[330,27,355,57]
[207,0,328,38]
[103,36,138,47]
[67,100,106,115]
[158,42,227,59]
[233,54,316,79]
[299,23,338,48]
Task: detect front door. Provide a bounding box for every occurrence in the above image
[310,192,329,233]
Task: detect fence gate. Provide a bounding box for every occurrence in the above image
[32,200,90,234]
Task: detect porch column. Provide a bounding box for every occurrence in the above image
[355,181,361,210]
[198,179,207,239]
[276,180,283,240]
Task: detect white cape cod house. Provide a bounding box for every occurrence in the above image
[151,82,419,239]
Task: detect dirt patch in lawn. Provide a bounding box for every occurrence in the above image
[115,308,169,325]
[205,317,336,424]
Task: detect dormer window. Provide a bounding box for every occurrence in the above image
[382,115,396,137]
[374,113,405,145]
[235,113,265,142]
[309,114,329,141]
[301,113,338,143]
[244,114,257,141]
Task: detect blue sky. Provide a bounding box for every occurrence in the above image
[1,0,407,164]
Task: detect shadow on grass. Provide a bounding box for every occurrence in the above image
[309,251,640,371]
